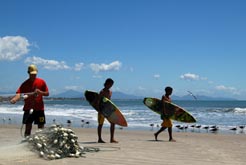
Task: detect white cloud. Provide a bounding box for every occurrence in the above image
[154,74,160,79]
[215,85,240,95]
[180,73,200,81]
[74,63,84,71]
[215,85,236,91]
[90,61,122,73]
[0,36,30,61]
[25,56,84,71]
[137,86,146,91]
[64,85,83,91]
[92,75,102,79]
[25,56,70,70]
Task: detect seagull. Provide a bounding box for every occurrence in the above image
[53,119,56,124]
[203,125,209,130]
[238,125,245,133]
[150,123,154,131]
[8,118,12,124]
[239,125,245,130]
[175,125,181,128]
[187,91,197,100]
[179,125,188,131]
[190,124,196,128]
[210,126,219,133]
[81,119,85,128]
[175,125,183,131]
[230,127,237,131]
[194,125,201,132]
[85,121,90,127]
[178,126,184,131]
[210,125,217,129]
[67,120,72,127]
[190,124,196,132]
[195,125,201,129]
[202,125,209,132]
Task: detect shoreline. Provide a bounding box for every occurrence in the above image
[1,99,246,136]
[1,115,246,135]
[0,124,245,165]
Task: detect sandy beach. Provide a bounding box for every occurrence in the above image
[0,124,245,165]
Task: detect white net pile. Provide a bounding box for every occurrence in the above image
[27,125,99,160]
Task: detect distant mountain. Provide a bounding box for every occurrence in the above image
[172,94,237,101]
[112,92,143,99]
[50,90,236,100]
[51,90,82,98]
[51,90,143,99]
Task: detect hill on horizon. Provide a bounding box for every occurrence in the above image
[51,90,143,99]
[50,90,236,100]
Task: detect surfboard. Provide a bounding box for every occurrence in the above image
[143,97,196,123]
[84,90,128,127]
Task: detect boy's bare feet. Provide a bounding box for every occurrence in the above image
[169,138,176,142]
[110,139,118,143]
[98,139,106,143]
[154,133,158,141]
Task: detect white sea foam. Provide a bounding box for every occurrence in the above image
[234,107,246,113]
[0,105,23,114]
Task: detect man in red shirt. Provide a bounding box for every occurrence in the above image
[10,64,49,137]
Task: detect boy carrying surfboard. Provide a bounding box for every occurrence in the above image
[97,78,118,143]
[154,86,176,142]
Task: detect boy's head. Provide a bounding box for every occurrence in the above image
[165,86,173,94]
[104,78,114,88]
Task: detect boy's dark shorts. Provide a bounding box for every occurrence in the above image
[23,110,46,125]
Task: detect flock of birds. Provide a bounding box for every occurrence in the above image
[175,124,220,133]
[54,119,91,128]
[149,123,246,134]
[1,117,245,134]
[1,117,91,128]
[2,117,13,124]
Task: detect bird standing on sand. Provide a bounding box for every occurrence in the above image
[239,125,245,130]
[85,121,90,127]
[210,126,219,133]
[150,123,154,131]
[81,120,85,128]
[230,127,237,131]
[53,119,56,124]
[67,120,72,127]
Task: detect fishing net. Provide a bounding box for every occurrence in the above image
[27,125,99,160]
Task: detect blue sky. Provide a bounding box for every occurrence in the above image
[0,0,246,100]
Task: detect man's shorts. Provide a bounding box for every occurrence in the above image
[161,118,172,128]
[23,110,46,125]
[98,113,105,125]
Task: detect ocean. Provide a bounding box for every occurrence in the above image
[1,99,246,134]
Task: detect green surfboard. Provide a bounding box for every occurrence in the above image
[143,97,196,123]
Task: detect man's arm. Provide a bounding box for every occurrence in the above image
[35,89,49,96]
[10,93,21,104]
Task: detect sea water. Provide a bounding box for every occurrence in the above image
[1,99,246,134]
